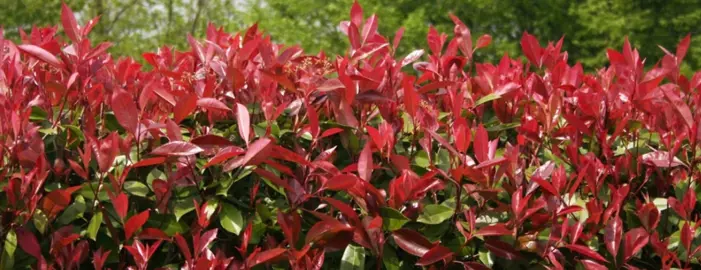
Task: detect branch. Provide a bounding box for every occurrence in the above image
[105,0,140,34]
[190,0,206,34]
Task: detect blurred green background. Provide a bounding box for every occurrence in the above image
[2,0,701,71]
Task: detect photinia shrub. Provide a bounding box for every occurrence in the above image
[1,1,700,269]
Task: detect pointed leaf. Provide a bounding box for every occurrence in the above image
[151,141,203,156]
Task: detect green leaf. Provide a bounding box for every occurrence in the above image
[340,244,366,270]
[414,150,430,168]
[382,245,401,270]
[220,203,244,235]
[87,212,103,241]
[29,106,48,122]
[124,181,149,197]
[486,122,521,132]
[653,198,668,211]
[1,229,16,270]
[474,93,501,107]
[380,207,409,231]
[417,204,454,225]
[479,249,494,267]
[32,210,48,234]
[63,125,85,142]
[58,195,87,224]
[174,199,196,221]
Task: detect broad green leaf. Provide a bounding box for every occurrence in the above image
[87,212,103,241]
[29,106,48,122]
[417,204,454,225]
[1,229,16,270]
[80,182,109,201]
[32,210,48,234]
[653,198,668,211]
[479,249,494,267]
[380,207,409,231]
[63,125,85,143]
[414,150,430,168]
[474,93,501,107]
[152,214,187,236]
[220,203,244,235]
[124,181,149,197]
[341,244,365,270]
[382,245,401,270]
[58,195,86,224]
[174,199,196,221]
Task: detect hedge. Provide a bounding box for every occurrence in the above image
[0,2,700,269]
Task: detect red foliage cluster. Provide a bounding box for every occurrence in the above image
[1,2,700,269]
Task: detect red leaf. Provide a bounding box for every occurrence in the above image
[18,44,63,69]
[392,228,433,257]
[132,157,166,168]
[113,193,128,220]
[418,81,453,94]
[484,239,521,260]
[661,84,694,128]
[642,151,684,168]
[246,248,287,268]
[261,70,298,93]
[197,98,230,111]
[61,3,80,43]
[320,128,344,138]
[111,88,139,134]
[305,219,352,244]
[254,168,294,192]
[225,138,273,170]
[321,197,359,224]
[236,103,251,145]
[401,49,424,67]
[681,222,693,253]
[358,142,373,181]
[306,100,320,139]
[139,228,169,240]
[41,186,82,218]
[174,234,192,261]
[124,210,150,240]
[16,228,43,260]
[325,174,359,191]
[350,0,363,28]
[94,133,119,173]
[623,228,649,260]
[191,134,234,148]
[532,175,559,195]
[204,146,244,168]
[348,22,361,50]
[557,205,583,217]
[475,223,512,237]
[403,76,418,118]
[416,245,453,266]
[174,93,198,124]
[566,244,608,263]
[604,216,622,260]
[93,248,111,270]
[638,203,660,231]
[472,157,507,170]
[476,34,492,49]
[474,124,489,163]
[151,141,203,156]
[676,34,691,61]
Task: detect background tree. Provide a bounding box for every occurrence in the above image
[2,0,700,70]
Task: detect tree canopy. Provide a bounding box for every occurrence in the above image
[2,0,700,70]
